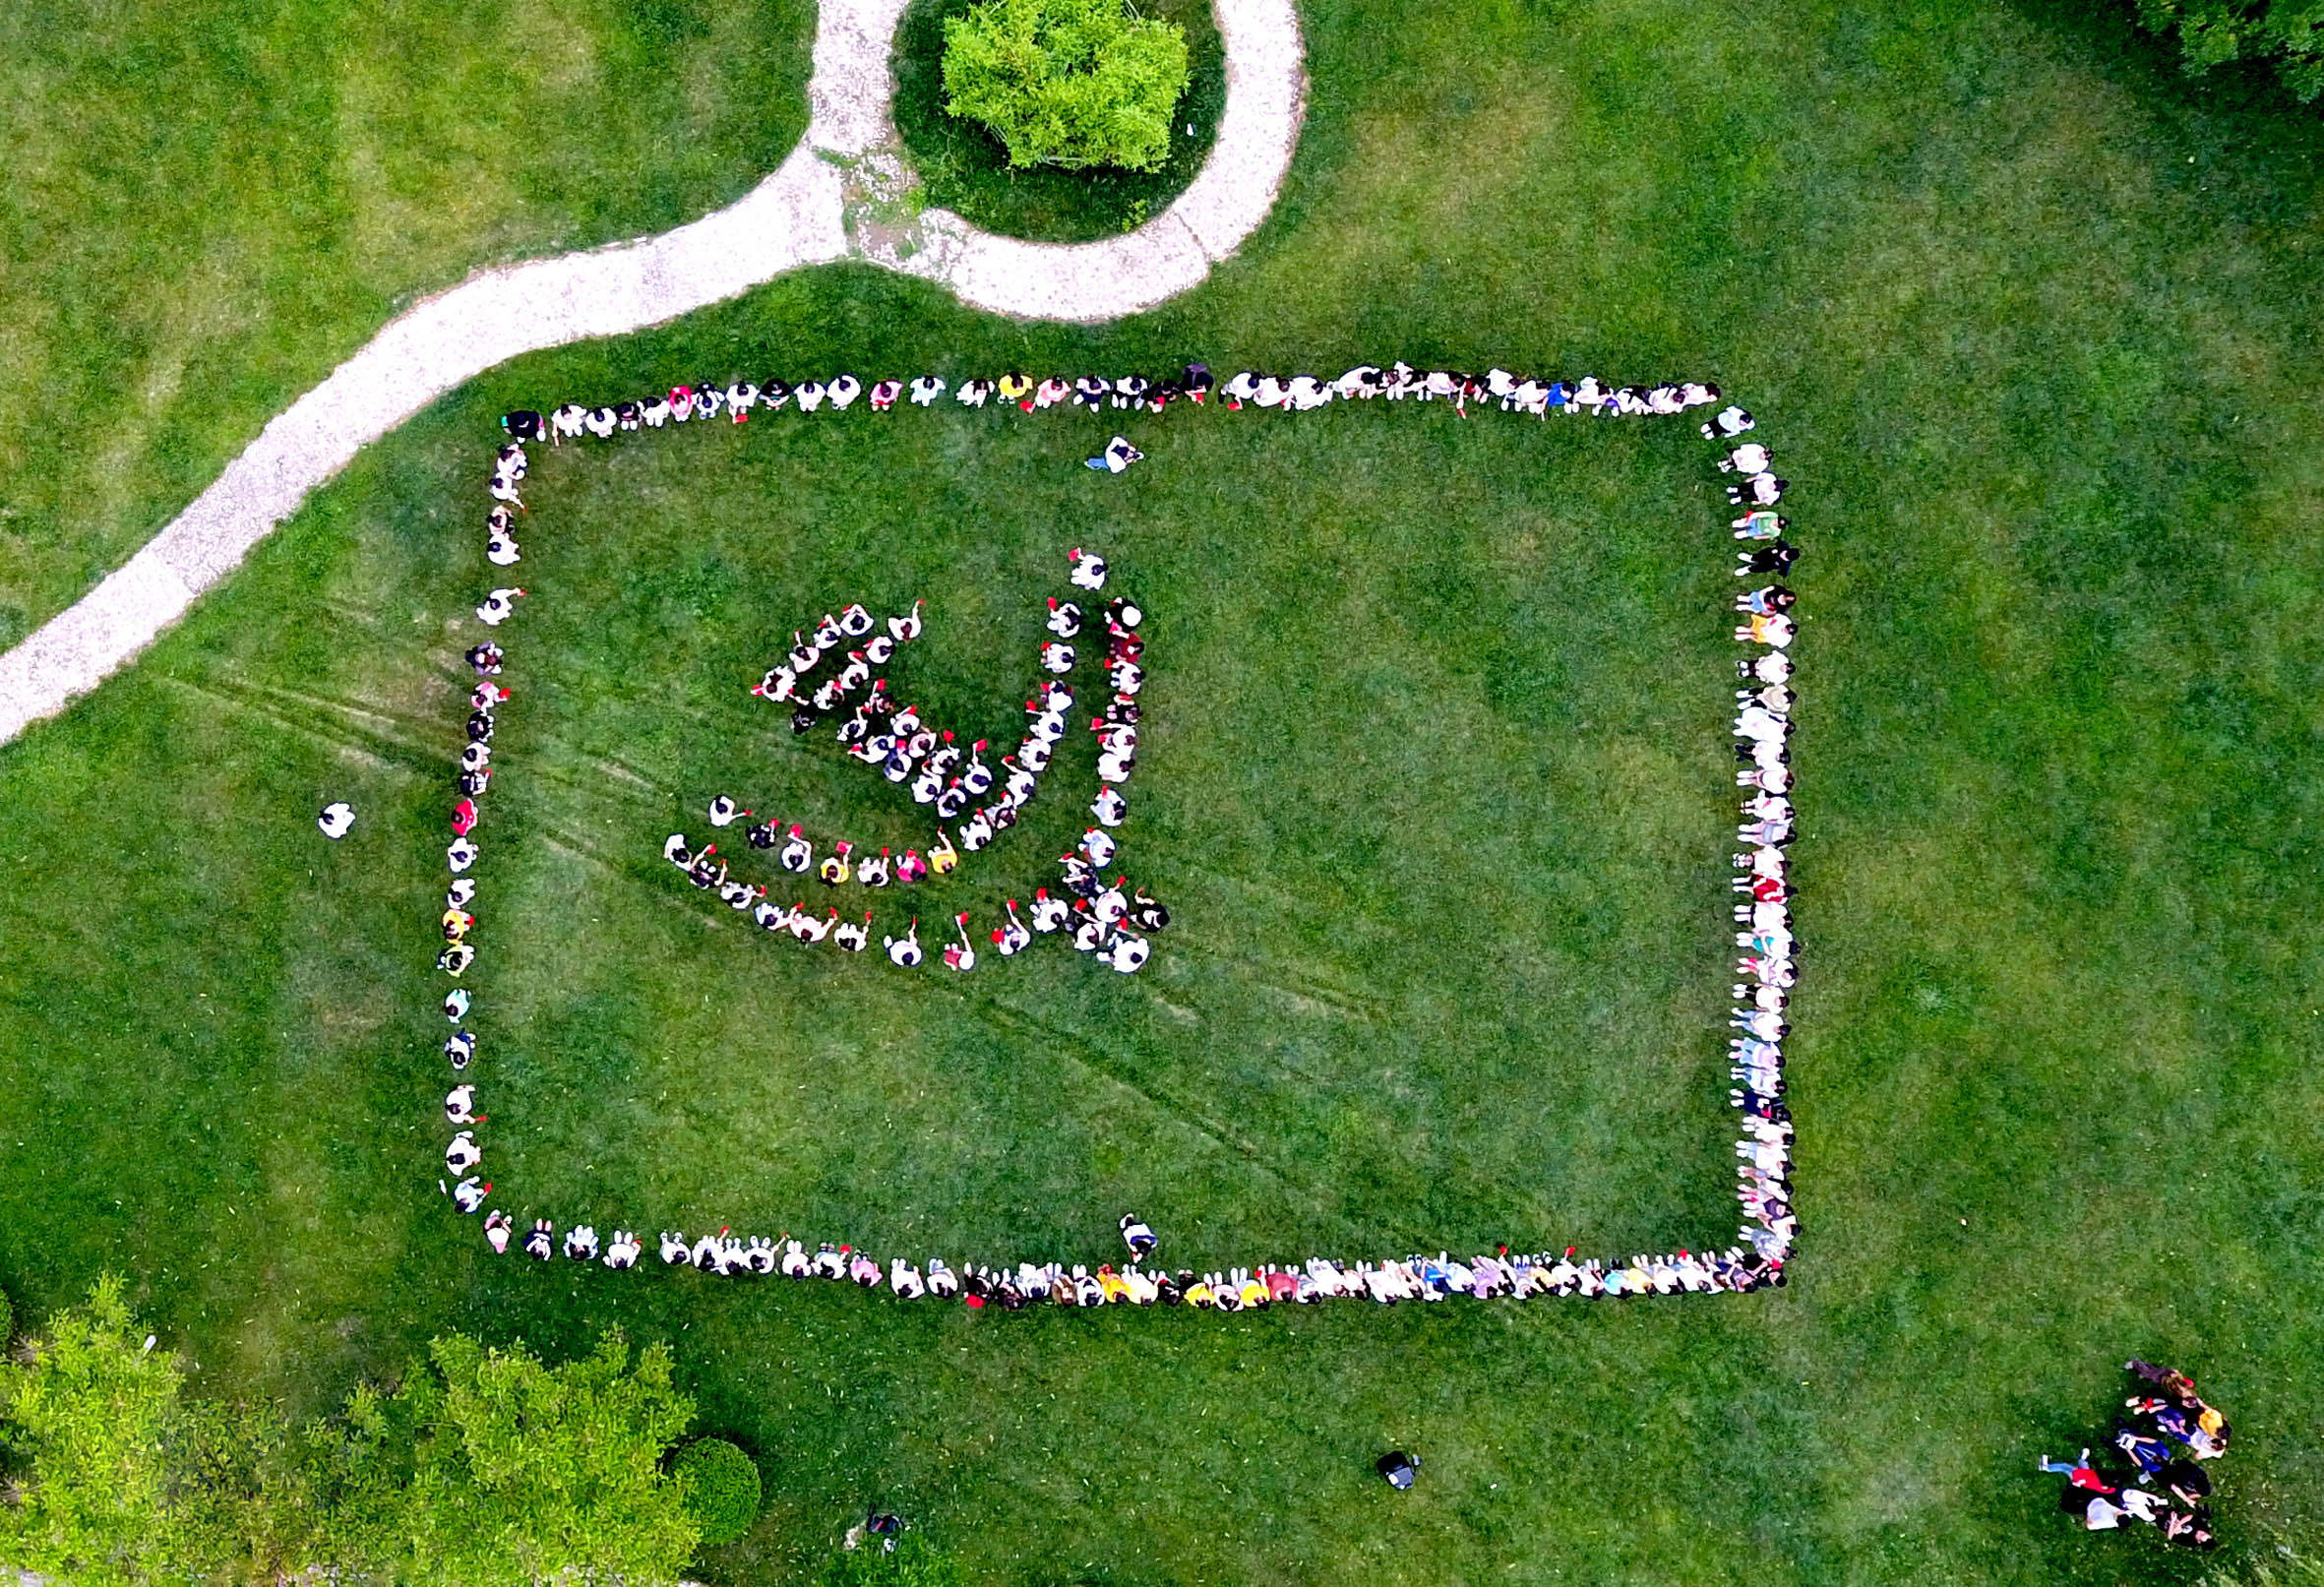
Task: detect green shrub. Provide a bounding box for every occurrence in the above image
[2133,0,2324,101]
[942,0,1190,171]
[674,1436,763,1547]
[0,1283,12,1346]
[387,1330,703,1583]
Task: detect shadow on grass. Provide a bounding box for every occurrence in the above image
[2009,0,2324,223]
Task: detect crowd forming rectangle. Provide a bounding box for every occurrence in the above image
[436,363,1800,1311]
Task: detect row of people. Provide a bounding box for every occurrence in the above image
[690,552,1163,971]
[483,1215,1790,1302]
[496,366,1743,442]
[430,424,543,1222]
[652,849,1171,972]
[464,380,1797,1300]
[745,561,1114,884]
[502,373,1215,442]
[752,599,924,710]
[1048,576,1157,970]
[1723,444,1800,1273]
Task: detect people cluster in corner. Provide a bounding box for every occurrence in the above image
[2041,1360,2226,1549]
[442,361,1799,1306]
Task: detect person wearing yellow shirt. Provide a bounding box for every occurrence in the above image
[927,830,959,875]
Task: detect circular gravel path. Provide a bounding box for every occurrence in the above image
[0,0,1304,745]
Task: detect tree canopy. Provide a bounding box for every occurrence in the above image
[943,0,1191,171]
[0,1280,714,1586]
[2135,0,2324,100]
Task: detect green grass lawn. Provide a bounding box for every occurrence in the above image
[482,398,1737,1263]
[0,0,815,650]
[7,0,2324,1582]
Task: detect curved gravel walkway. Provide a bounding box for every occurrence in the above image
[0,0,1304,746]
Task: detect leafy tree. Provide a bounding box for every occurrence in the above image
[672,1434,763,1546]
[0,1274,314,1586]
[383,1329,703,1587]
[943,0,1190,171]
[2133,0,2324,101]
[0,1274,189,1584]
[0,1288,708,1586]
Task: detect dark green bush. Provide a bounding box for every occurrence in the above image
[2133,0,2324,100]
[673,1436,763,1547]
[942,0,1190,170]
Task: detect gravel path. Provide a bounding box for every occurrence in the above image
[0,0,1304,745]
